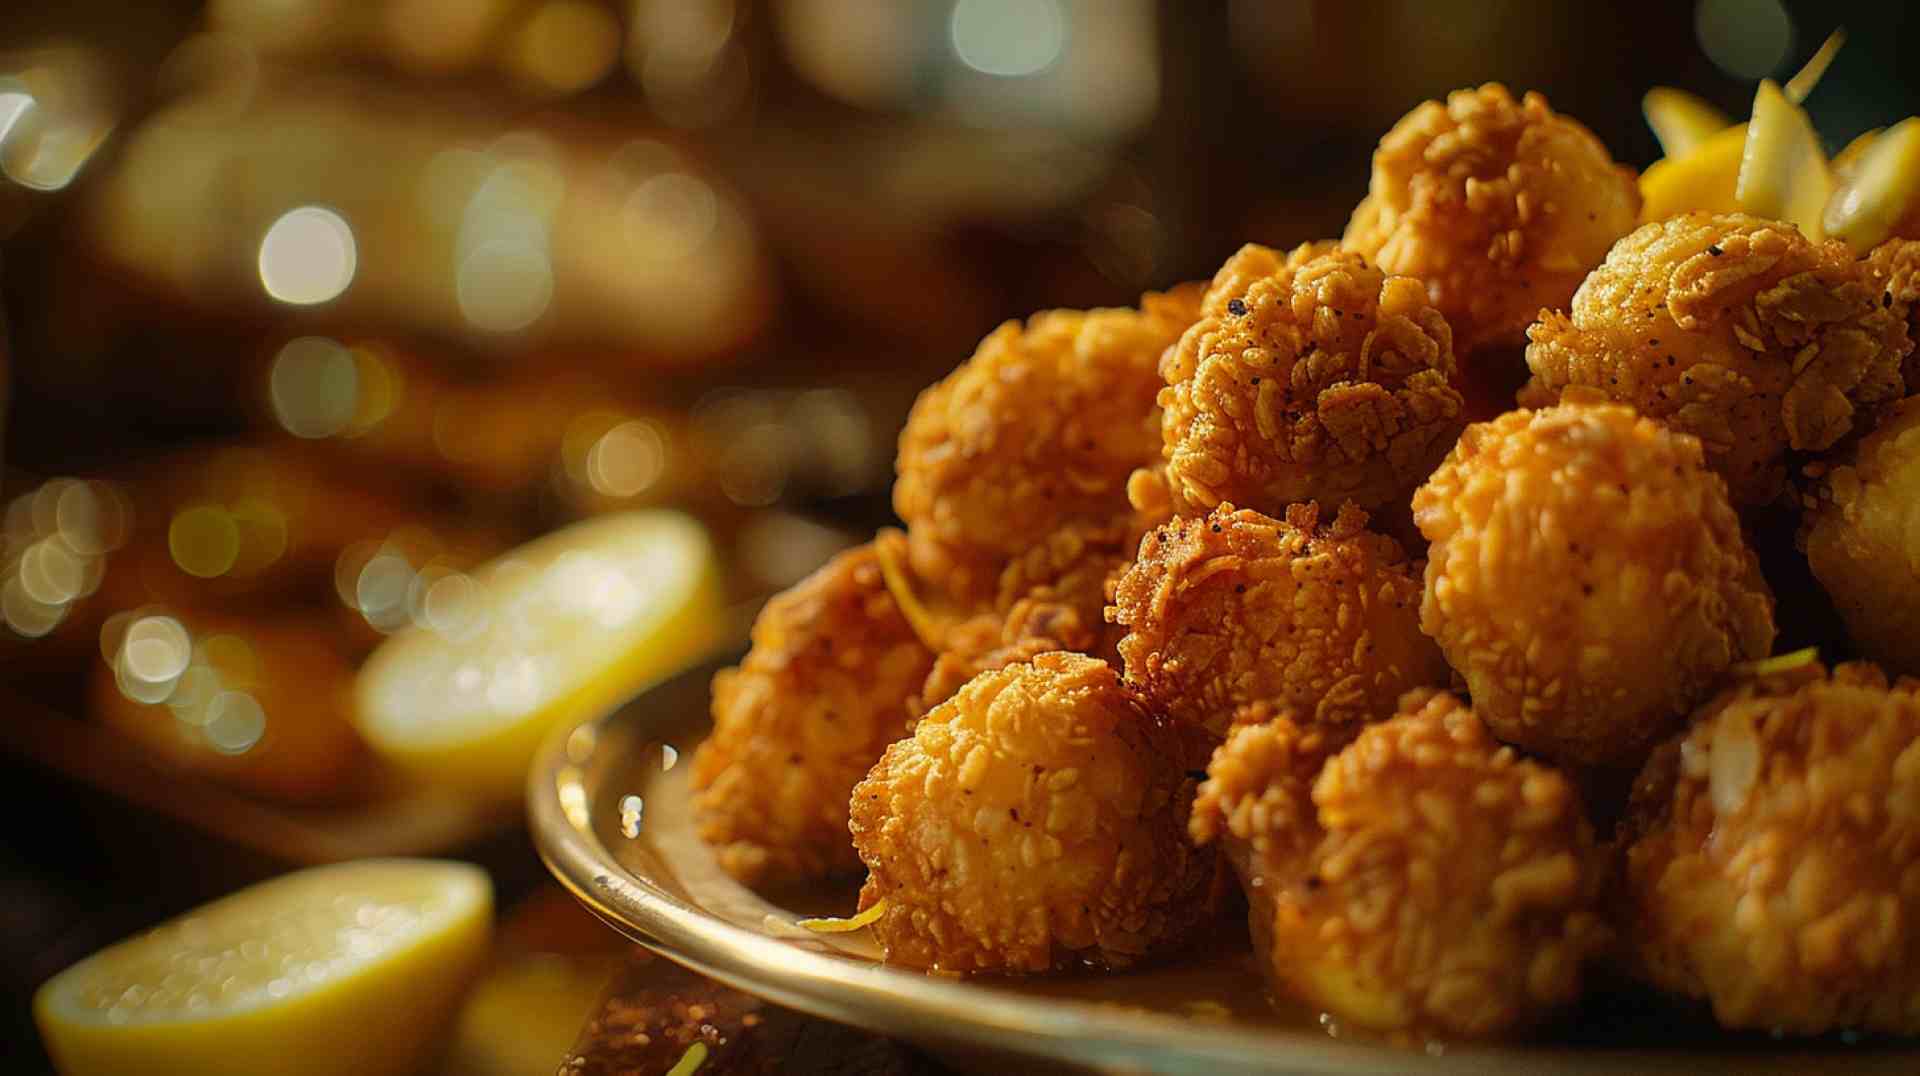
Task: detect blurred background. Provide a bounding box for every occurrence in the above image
[0,0,1912,1071]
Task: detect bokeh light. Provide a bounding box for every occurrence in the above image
[169,505,242,579]
[586,420,667,499]
[203,691,267,754]
[507,0,622,94]
[257,206,357,305]
[1695,0,1793,81]
[950,0,1067,77]
[270,337,360,438]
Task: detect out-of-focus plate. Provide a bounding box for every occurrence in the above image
[0,687,515,863]
[531,656,1920,1075]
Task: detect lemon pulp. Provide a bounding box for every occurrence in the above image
[354,510,723,801]
[35,859,492,1076]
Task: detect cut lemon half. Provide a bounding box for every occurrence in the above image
[1640,123,1747,223]
[34,860,492,1076]
[1738,79,1833,239]
[1825,117,1920,250]
[354,510,722,800]
[1644,87,1732,158]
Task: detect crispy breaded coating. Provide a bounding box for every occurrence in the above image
[1415,399,1775,767]
[912,514,1150,712]
[1803,396,1920,676]
[894,286,1202,597]
[691,544,934,886]
[1621,660,1920,1034]
[1111,501,1447,739]
[1864,238,1920,393]
[849,653,1217,974]
[1193,693,1610,1039]
[1343,84,1640,357]
[1158,246,1465,517]
[1523,212,1912,505]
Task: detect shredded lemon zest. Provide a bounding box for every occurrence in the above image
[1784,28,1846,105]
[1731,646,1821,678]
[873,534,944,650]
[664,1041,709,1076]
[798,899,887,934]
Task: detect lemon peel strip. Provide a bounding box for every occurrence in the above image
[1730,646,1821,679]
[798,899,888,934]
[664,1041,710,1076]
[873,534,943,650]
[1784,29,1846,105]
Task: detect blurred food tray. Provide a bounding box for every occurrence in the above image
[0,686,518,863]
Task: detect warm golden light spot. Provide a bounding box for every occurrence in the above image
[623,172,718,262]
[226,500,290,578]
[507,0,621,94]
[19,538,85,605]
[2,575,65,637]
[456,241,553,333]
[200,634,258,689]
[258,206,356,305]
[270,336,360,438]
[203,691,267,754]
[169,506,240,579]
[588,420,667,499]
[121,616,193,685]
[346,346,400,436]
[55,480,130,556]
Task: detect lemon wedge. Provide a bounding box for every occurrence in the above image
[440,954,615,1076]
[1738,79,1833,239]
[1825,117,1920,249]
[354,510,722,800]
[1644,87,1732,158]
[1831,127,1883,180]
[35,860,492,1076]
[1640,123,1748,223]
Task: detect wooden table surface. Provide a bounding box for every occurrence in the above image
[562,949,955,1076]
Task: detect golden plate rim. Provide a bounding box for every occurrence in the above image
[529,653,1920,1075]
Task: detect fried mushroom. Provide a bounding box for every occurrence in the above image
[1621,660,1920,1034]
[1111,500,1447,739]
[894,287,1202,598]
[1415,398,1776,768]
[1344,83,1641,357]
[1523,212,1911,505]
[1158,245,1465,518]
[849,652,1217,974]
[1193,692,1610,1040]
[691,543,934,886]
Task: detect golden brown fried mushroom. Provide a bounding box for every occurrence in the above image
[1344,84,1640,358]
[1415,399,1775,768]
[1863,237,1920,393]
[1158,246,1465,517]
[691,543,934,886]
[1803,395,1920,677]
[849,652,1217,974]
[1523,212,1911,505]
[1111,501,1447,739]
[910,514,1153,712]
[1193,692,1610,1040]
[1621,660,1920,1034]
[894,287,1202,598]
